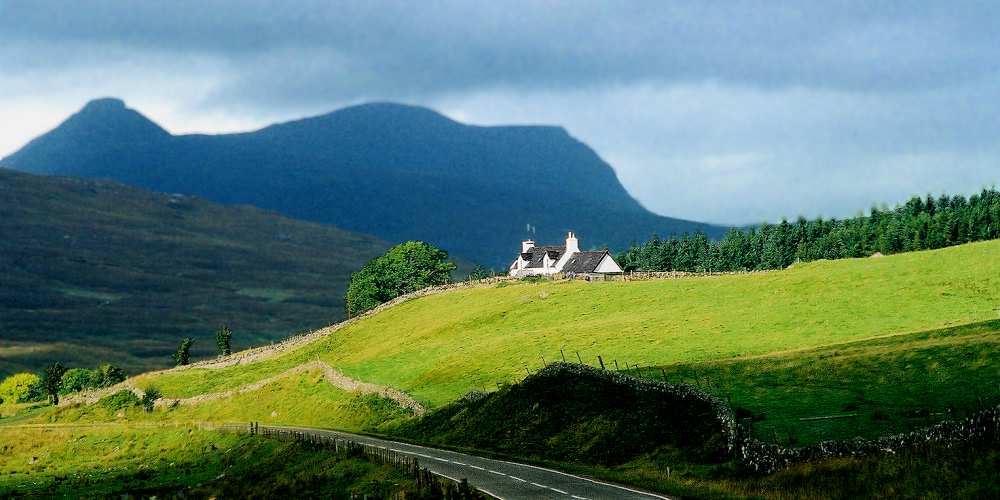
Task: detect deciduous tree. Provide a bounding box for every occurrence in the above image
[344,241,456,316]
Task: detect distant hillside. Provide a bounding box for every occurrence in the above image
[1,98,726,268]
[0,167,399,378]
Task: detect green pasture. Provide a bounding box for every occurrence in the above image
[0,424,425,499]
[665,320,1000,446]
[141,240,999,409]
[0,424,249,497]
[51,367,414,432]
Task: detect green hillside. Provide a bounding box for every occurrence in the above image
[137,239,999,406]
[6,239,1000,499]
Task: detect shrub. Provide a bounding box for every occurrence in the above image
[0,373,41,405]
[216,324,233,356]
[140,386,161,412]
[93,364,127,388]
[468,265,496,280]
[60,368,96,394]
[99,390,140,413]
[22,380,46,403]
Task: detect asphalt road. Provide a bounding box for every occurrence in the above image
[268,425,671,500]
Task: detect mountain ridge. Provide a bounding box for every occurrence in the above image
[2,99,726,268]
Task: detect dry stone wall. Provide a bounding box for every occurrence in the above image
[735,404,1000,474]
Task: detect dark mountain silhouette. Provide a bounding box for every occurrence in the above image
[2,98,725,268]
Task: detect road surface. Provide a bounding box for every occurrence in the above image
[268,425,671,500]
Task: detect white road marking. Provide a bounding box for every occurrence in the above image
[572,496,589,499]
[489,470,507,476]
[510,476,527,482]
[433,457,449,462]
[452,461,467,466]
[552,487,568,494]
[478,488,505,500]
[271,427,672,500]
[500,458,673,499]
[531,482,547,488]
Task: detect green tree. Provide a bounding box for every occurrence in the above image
[93,364,126,388]
[60,368,95,394]
[173,337,195,366]
[344,241,457,316]
[41,362,67,405]
[216,324,233,356]
[468,265,494,281]
[0,373,40,405]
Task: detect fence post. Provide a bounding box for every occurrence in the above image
[541,357,547,367]
[614,360,620,372]
[561,350,566,363]
[598,356,605,370]
[576,351,583,364]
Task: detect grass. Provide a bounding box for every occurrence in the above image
[666,320,1000,446]
[6,237,1000,498]
[48,367,415,433]
[137,239,1000,411]
[0,425,434,499]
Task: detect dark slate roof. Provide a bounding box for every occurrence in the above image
[561,251,613,274]
[520,245,565,269]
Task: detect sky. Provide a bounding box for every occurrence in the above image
[2,1,999,226]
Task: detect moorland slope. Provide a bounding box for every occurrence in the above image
[0,167,396,377]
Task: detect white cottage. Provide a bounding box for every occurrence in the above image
[509,232,623,277]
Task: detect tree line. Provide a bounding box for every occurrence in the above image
[616,189,1000,273]
[0,363,126,406]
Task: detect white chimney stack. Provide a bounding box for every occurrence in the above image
[522,239,535,253]
[565,232,579,254]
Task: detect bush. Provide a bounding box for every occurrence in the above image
[60,368,96,394]
[93,364,127,388]
[0,373,41,405]
[468,265,497,280]
[21,379,47,403]
[140,386,161,412]
[99,390,140,413]
[216,324,233,356]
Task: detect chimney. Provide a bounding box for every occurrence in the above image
[522,239,535,253]
[565,232,579,254]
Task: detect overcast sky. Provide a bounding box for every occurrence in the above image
[2,1,999,225]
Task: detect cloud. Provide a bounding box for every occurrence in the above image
[2,1,1000,224]
[432,79,1000,224]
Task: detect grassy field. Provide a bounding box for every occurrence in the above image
[4,239,999,498]
[47,367,414,432]
[667,320,1000,446]
[137,239,999,410]
[0,424,439,499]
